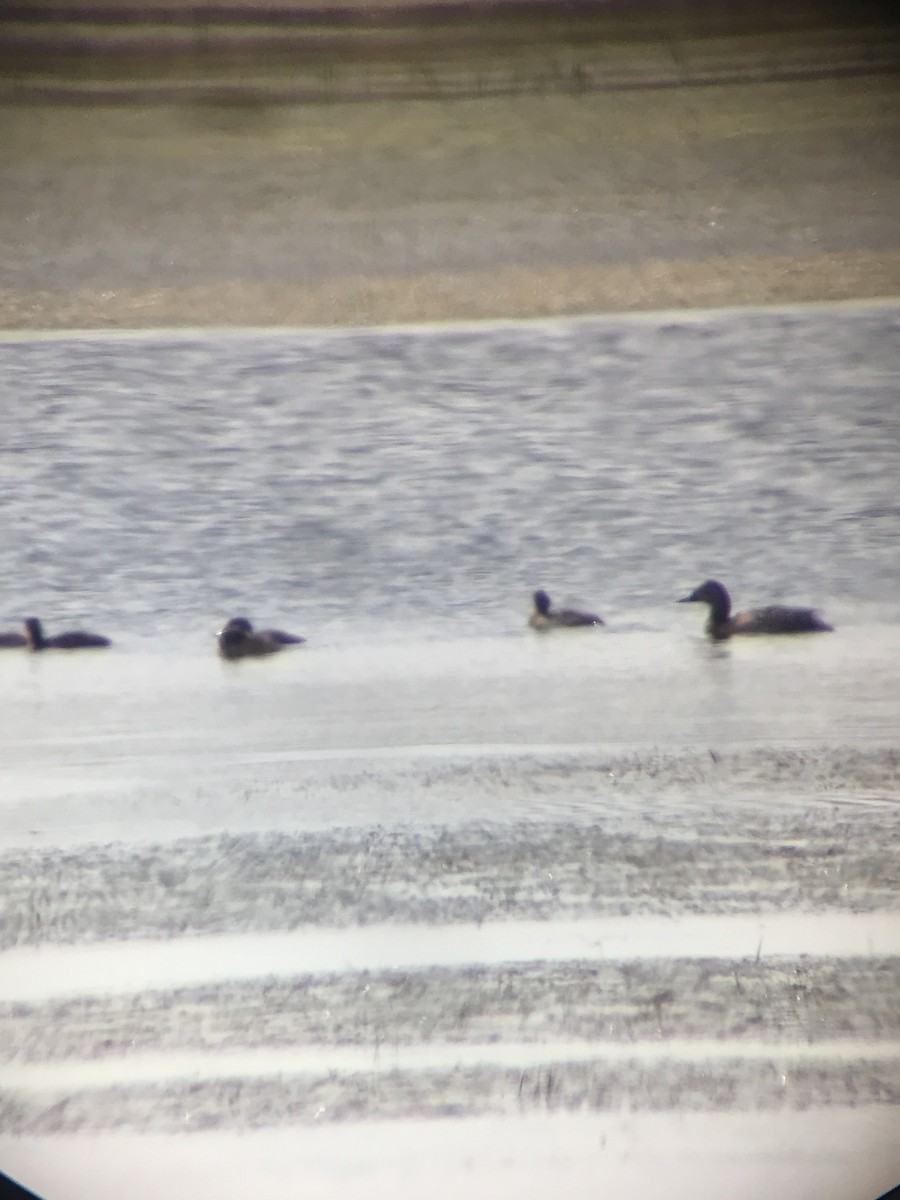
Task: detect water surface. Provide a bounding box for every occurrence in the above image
[1,301,898,1199]
[2,301,897,645]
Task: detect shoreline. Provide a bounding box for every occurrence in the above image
[3,249,899,332]
[2,63,898,331]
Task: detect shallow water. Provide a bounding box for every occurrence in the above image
[4,1110,899,1200]
[3,912,899,1004]
[1,301,898,1197]
[0,624,898,849]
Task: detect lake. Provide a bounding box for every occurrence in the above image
[0,300,898,1200]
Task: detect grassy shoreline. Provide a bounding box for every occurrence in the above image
[3,250,899,332]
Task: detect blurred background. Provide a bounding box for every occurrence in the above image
[1,0,898,329]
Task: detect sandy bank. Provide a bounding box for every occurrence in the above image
[2,57,898,329]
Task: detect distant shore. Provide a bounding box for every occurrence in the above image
[3,251,899,333]
[1,4,898,330]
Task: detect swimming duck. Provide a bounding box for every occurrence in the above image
[0,630,27,648]
[24,617,112,651]
[217,616,305,660]
[678,580,833,640]
[529,589,604,630]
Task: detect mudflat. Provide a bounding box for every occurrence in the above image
[1,65,898,328]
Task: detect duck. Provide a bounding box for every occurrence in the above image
[678,579,833,640]
[528,589,604,630]
[24,617,112,651]
[0,629,27,648]
[217,616,306,660]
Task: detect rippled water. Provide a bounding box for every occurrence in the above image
[2,301,898,645]
[1,299,898,842]
[1,300,899,836]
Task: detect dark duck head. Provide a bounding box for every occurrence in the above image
[678,579,833,639]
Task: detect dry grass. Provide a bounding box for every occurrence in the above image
[2,250,899,330]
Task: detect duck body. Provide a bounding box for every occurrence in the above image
[529,589,604,631]
[0,630,27,648]
[24,617,111,651]
[217,616,305,660]
[678,580,833,640]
